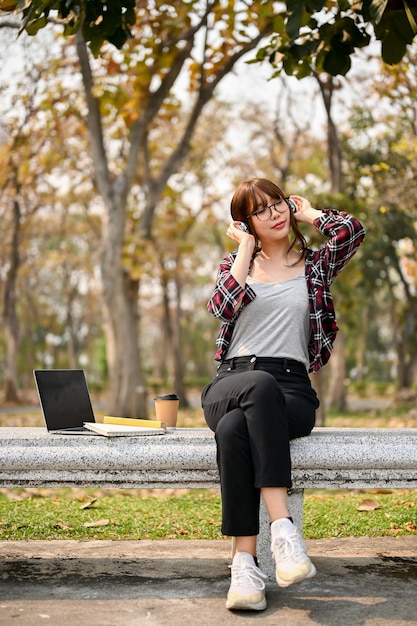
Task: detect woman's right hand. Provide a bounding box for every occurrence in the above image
[226,222,255,247]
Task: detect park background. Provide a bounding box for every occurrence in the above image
[0,0,417,544]
[0,1,416,426]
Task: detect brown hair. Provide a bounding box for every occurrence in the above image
[230,178,308,261]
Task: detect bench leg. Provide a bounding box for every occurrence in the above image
[257,488,305,579]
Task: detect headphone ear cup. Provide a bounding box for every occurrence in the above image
[287,198,297,213]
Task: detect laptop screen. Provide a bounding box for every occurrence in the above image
[34,369,96,431]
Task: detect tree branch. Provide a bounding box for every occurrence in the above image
[0,20,19,29]
[123,2,220,197]
[74,31,114,208]
[139,24,273,236]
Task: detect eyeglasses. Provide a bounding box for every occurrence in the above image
[246,197,292,222]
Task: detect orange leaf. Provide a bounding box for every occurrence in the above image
[53,522,72,530]
[80,498,98,510]
[357,499,382,512]
[83,519,109,528]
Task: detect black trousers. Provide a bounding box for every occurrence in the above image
[201,356,319,537]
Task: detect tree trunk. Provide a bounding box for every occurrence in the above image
[310,368,326,426]
[314,73,346,416]
[3,326,19,402]
[76,33,147,417]
[328,331,347,410]
[120,273,147,416]
[100,207,147,417]
[355,306,369,383]
[172,271,189,408]
[65,286,79,369]
[159,261,189,408]
[390,255,417,390]
[315,74,343,194]
[3,199,20,402]
[396,328,417,389]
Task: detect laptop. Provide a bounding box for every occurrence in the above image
[34,369,98,434]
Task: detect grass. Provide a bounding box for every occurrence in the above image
[1,486,416,541]
[304,489,417,538]
[0,389,416,542]
[0,488,223,541]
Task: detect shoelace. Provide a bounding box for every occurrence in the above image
[271,531,307,563]
[229,563,267,590]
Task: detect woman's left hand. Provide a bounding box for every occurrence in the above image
[290,195,312,216]
[290,196,323,223]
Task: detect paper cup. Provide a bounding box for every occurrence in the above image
[154,394,179,427]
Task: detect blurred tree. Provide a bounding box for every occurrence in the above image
[0,61,47,401]
[3,1,415,410]
[70,4,274,417]
[342,48,417,390]
[125,98,237,405]
[4,1,417,72]
[1,3,276,416]
[255,0,417,77]
[0,34,103,397]
[229,79,322,186]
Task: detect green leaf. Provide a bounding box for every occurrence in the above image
[305,0,325,12]
[369,0,389,24]
[282,53,298,75]
[87,33,103,58]
[375,7,416,66]
[404,0,417,33]
[381,32,407,65]
[286,1,313,40]
[322,48,352,76]
[294,58,313,79]
[63,18,80,37]
[286,4,302,40]
[16,0,31,10]
[24,14,47,35]
[320,17,370,55]
[108,28,130,50]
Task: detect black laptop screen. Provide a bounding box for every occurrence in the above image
[34,369,96,431]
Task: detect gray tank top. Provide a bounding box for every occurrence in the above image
[225,270,310,368]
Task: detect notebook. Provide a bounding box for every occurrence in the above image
[83,422,165,437]
[34,369,98,434]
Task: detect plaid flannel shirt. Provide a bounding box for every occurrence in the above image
[208,209,365,372]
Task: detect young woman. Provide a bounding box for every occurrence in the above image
[201,178,365,611]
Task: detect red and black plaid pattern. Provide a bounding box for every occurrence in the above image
[208,209,365,373]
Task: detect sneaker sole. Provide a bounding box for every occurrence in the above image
[276,562,317,588]
[226,597,267,611]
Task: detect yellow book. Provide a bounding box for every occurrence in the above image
[103,415,166,429]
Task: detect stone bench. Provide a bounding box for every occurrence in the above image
[1,426,416,578]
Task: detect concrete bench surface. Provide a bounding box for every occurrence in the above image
[2,426,416,577]
[1,426,417,489]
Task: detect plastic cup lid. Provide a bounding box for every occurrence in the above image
[154,393,179,401]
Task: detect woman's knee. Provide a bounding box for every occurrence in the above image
[215,408,252,463]
[215,408,247,443]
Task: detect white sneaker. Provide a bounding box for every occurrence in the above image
[226,551,267,611]
[271,518,316,588]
